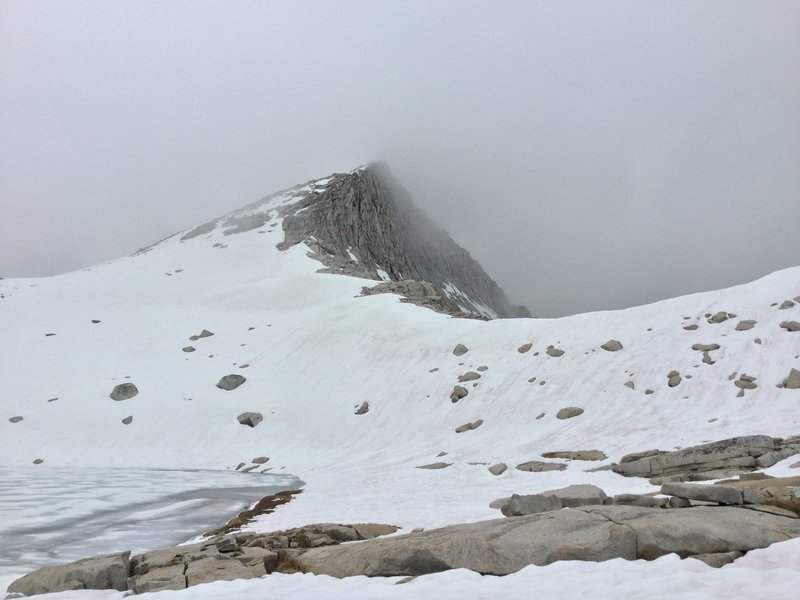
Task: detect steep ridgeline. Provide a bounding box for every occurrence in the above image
[277,163,530,319]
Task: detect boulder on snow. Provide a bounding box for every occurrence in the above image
[517,343,532,353]
[488,463,507,476]
[736,320,757,331]
[455,419,483,433]
[707,311,731,324]
[9,416,23,423]
[546,346,564,357]
[252,456,269,464]
[780,300,795,310]
[458,371,481,382]
[691,343,720,351]
[121,416,133,425]
[450,385,468,402]
[182,346,196,352]
[453,344,468,356]
[780,321,800,332]
[217,374,246,391]
[541,450,607,461]
[355,402,369,415]
[516,460,567,472]
[556,407,584,420]
[416,462,451,470]
[109,383,138,401]
[237,412,263,427]
[600,340,623,352]
[784,368,800,390]
[667,371,682,387]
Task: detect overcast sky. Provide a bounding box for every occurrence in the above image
[1,1,798,317]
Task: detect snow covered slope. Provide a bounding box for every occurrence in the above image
[2,165,800,595]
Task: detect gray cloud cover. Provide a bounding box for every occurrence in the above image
[1,0,798,316]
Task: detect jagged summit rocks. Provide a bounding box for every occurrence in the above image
[277,163,530,319]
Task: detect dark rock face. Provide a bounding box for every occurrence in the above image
[277,163,529,319]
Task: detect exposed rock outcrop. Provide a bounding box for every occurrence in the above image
[277,163,529,319]
[612,435,800,482]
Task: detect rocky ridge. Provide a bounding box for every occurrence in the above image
[276,163,530,318]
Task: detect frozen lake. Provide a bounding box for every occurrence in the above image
[0,466,302,581]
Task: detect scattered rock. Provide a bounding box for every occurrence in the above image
[516,460,567,472]
[182,346,196,352]
[453,344,468,356]
[109,383,138,401]
[667,371,681,387]
[477,366,488,372]
[450,386,468,402]
[237,412,263,428]
[199,329,214,338]
[517,343,532,353]
[692,343,720,351]
[8,416,23,423]
[780,300,795,310]
[780,321,800,332]
[645,389,654,395]
[217,374,246,390]
[600,340,623,352]
[546,346,564,357]
[91,319,101,324]
[784,368,800,390]
[736,320,757,331]
[708,312,731,324]
[535,412,545,420]
[683,324,699,331]
[457,371,480,382]
[624,381,635,389]
[416,462,451,470]
[556,407,584,420]
[355,402,369,415]
[488,463,507,476]
[455,419,483,433]
[252,456,269,464]
[122,416,133,425]
[33,458,44,464]
[734,374,758,390]
[702,351,714,365]
[541,450,607,461]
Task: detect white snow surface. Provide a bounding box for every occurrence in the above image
[2,185,800,597]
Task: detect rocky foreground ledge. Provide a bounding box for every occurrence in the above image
[8,479,800,596]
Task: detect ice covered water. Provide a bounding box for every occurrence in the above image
[0,466,301,579]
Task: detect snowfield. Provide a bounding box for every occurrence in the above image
[2,173,800,597]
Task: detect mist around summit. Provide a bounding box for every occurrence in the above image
[1,1,798,316]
